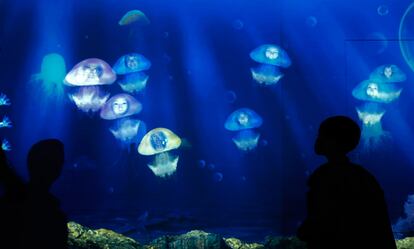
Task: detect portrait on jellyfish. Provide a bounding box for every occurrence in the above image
[0,116,12,128]
[0,93,10,106]
[251,64,284,85]
[118,72,149,93]
[356,103,390,151]
[30,53,67,99]
[69,86,110,113]
[352,80,403,104]
[64,58,116,86]
[118,10,150,26]
[113,53,151,75]
[250,44,291,68]
[110,118,147,146]
[138,128,182,178]
[369,64,407,83]
[225,108,263,151]
[100,93,142,120]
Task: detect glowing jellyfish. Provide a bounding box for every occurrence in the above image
[110,118,147,145]
[118,72,149,93]
[113,53,151,75]
[251,64,284,85]
[0,116,12,128]
[198,160,206,169]
[0,93,11,106]
[69,86,110,113]
[31,53,66,98]
[138,128,181,178]
[352,80,402,103]
[118,10,150,26]
[64,58,116,86]
[369,64,407,83]
[250,44,291,68]
[100,94,142,120]
[225,108,263,151]
[213,172,223,182]
[1,139,11,151]
[356,103,390,151]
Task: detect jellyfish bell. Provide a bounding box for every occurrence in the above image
[352,79,403,103]
[118,72,149,93]
[100,93,142,120]
[118,10,150,26]
[225,108,263,131]
[232,129,261,151]
[113,53,151,74]
[110,118,147,145]
[250,44,291,68]
[251,64,284,85]
[69,86,109,113]
[369,64,407,83]
[65,58,116,86]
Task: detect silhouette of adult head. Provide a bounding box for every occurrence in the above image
[314,116,361,157]
[27,139,64,190]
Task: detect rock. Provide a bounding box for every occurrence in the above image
[264,236,306,249]
[397,237,414,249]
[147,230,230,249]
[224,237,265,249]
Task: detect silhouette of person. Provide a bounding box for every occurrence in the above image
[297,116,396,249]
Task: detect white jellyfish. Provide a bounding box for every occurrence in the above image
[352,80,402,104]
[369,64,407,83]
[69,86,110,113]
[110,118,147,145]
[100,93,142,120]
[0,116,12,128]
[138,128,181,177]
[224,108,263,151]
[64,58,116,86]
[251,64,284,85]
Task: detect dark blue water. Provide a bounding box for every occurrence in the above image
[1,0,414,243]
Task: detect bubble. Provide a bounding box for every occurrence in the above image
[85,35,89,39]
[232,19,244,30]
[226,91,237,103]
[207,163,216,170]
[400,3,414,73]
[377,5,389,16]
[213,172,223,182]
[198,160,206,169]
[305,16,318,27]
[241,176,247,181]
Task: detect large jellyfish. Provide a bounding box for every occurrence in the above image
[0,116,12,128]
[1,139,11,151]
[224,108,263,151]
[138,128,181,177]
[369,64,407,83]
[251,64,284,85]
[100,93,142,120]
[30,53,67,98]
[64,58,116,86]
[118,10,150,26]
[356,103,390,151]
[113,53,151,75]
[352,80,402,103]
[0,93,11,106]
[250,44,291,67]
[118,72,149,93]
[69,86,110,113]
[110,118,147,145]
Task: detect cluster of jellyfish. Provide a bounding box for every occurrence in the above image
[352,64,406,152]
[0,92,12,151]
[250,44,291,86]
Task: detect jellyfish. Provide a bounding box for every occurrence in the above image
[118,10,150,26]
[0,93,11,106]
[352,80,402,103]
[377,5,389,16]
[118,72,149,93]
[356,103,390,151]
[224,108,263,151]
[69,86,110,113]
[251,64,284,85]
[138,128,181,177]
[113,53,151,75]
[369,64,407,83]
[306,16,318,27]
[1,139,11,151]
[213,172,223,182]
[64,58,116,86]
[110,118,147,145]
[30,53,67,98]
[100,93,142,120]
[250,44,291,68]
[0,116,12,128]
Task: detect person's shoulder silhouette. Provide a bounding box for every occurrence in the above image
[298,116,396,249]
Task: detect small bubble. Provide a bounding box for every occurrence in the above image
[377,5,389,16]
[85,35,89,39]
[232,19,244,30]
[213,172,224,182]
[226,91,237,103]
[198,160,206,169]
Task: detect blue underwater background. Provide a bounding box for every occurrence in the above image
[1,0,414,243]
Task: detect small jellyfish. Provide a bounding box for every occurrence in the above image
[69,86,110,113]
[138,128,182,178]
[251,64,284,85]
[113,53,151,75]
[306,16,318,27]
[369,64,407,83]
[118,72,149,93]
[352,80,402,103]
[232,19,244,30]
[377,5,389,16]
[207,163,216,171]
[0,93,11,106]
[250,44,291,68]
[213,172,223,182]
[1,139,11,151]
[0,116,12,128]
[100,94,142,120]
[225,108,263,151]
[64,58,116,86]
[110,118,147,145]
[198,160,206,169]
[118,10,150,26]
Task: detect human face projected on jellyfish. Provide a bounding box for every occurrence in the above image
[64,58,116,86]
[225,108,263,151]
[110,119,147,146]
[352,80,402,104]
[0,116,12,128]
[112,98,129,116]
[100,94,142,120]
[251,64,284,85]
[0,93,11,106]
[118,72,149,93]
[113,53,151,75]
[369,64,407,83]
[265,47,279,60]
[138,128,181,178]
[69,86,110,113]
[250,44,291,68]
[1,139,11,151]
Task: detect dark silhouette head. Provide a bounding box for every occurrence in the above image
[27,139,64,190]
[315,116,361,158]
